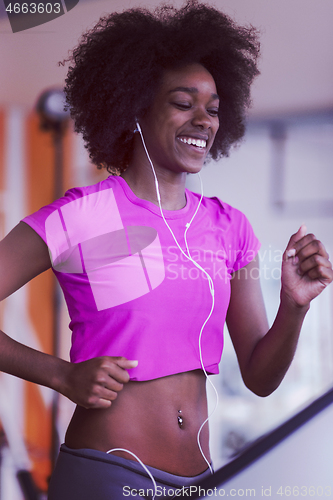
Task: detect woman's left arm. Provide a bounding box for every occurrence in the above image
[226,225,333,397]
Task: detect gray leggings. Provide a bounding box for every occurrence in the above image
[47,444,212,499]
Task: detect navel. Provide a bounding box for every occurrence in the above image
[177,409,183,429]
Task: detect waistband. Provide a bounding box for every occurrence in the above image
[60,444,212,488]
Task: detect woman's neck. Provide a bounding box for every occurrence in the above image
[122,159,187,211]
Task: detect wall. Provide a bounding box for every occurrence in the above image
[1,0,333,114]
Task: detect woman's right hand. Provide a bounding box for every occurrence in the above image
[61,357,138,409]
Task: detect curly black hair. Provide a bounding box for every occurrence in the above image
[63,0,260,174]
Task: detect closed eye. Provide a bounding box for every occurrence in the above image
[208,108,219,117]
[172,102,192,110]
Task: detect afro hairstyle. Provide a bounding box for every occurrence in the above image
[63,0,260,174]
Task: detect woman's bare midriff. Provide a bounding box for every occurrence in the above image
[65,369,210,477]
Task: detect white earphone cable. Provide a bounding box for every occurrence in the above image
[106,448,158,500]
[136,122,218,474]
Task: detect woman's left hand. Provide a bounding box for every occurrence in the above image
[282,225,333,308]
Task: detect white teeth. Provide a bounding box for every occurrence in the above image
[179,137,206,148]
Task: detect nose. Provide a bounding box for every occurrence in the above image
[191,107,212,130]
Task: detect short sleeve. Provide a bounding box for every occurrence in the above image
[232,210,261,272]
[21,187,83,246]
[21,187,88,274]
[214,199,261,273]
[21,182,125,274]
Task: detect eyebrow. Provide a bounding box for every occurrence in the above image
[168,86,220,101]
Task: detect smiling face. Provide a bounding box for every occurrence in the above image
[137,63,220,176]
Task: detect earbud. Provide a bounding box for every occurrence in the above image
[133,120,141,134]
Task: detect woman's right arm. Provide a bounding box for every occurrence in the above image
[0,222,137,409]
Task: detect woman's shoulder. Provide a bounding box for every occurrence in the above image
[62,175,117,201]
[21,176,123,271]
[21,176,118,242]
[26,176,117,216]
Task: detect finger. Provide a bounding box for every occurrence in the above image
[307,263,333,283]
[298,224,307,239]
[98,386,120,402]
[84,385,119,409]
[286,224,307,252]
[100,358,137,384]
[285,225,307,261]
[100,373,124,392]
[95,399,112,409]
[85,395,113,410]
[298,253,332,277]
[114,357,139,370]
[295,237,329,262]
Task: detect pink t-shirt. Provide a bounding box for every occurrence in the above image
[22,176,260,381]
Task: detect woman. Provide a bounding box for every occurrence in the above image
[0,2,332,499]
